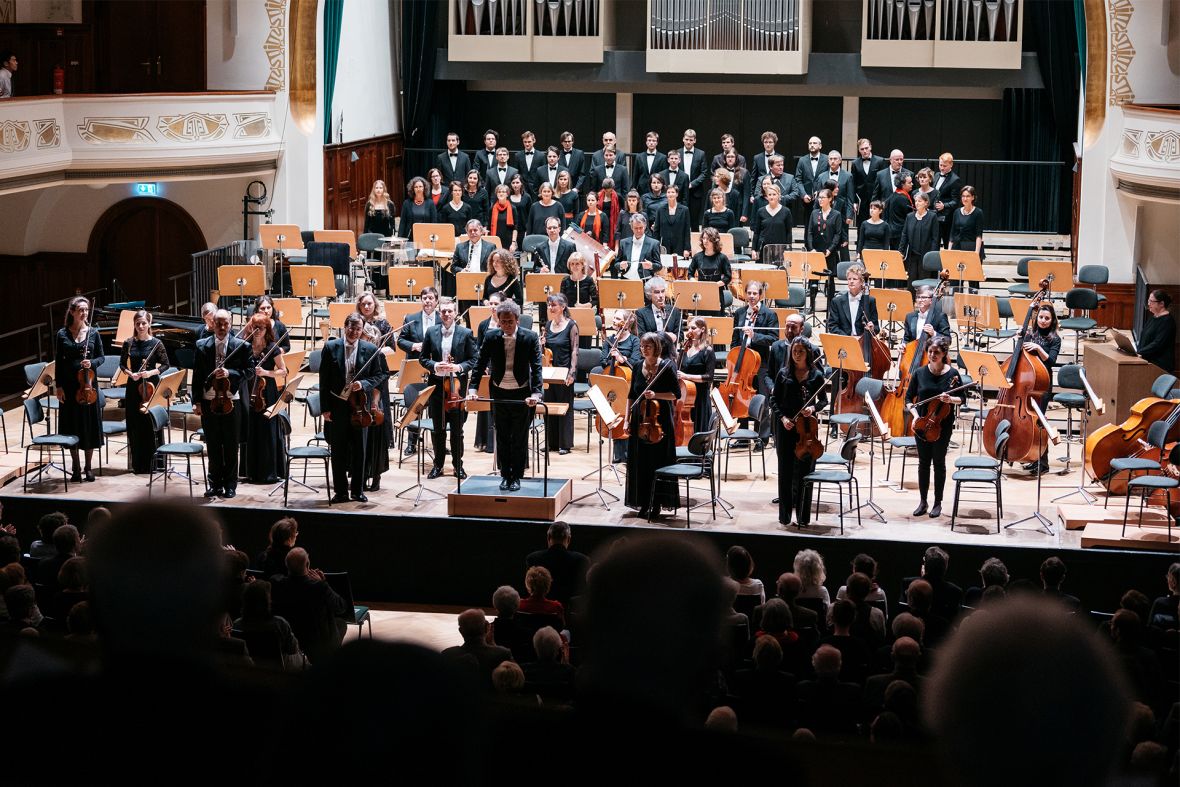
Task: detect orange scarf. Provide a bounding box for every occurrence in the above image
[597,189,620,245]
[490,201,515,238]
[579,209,602,241]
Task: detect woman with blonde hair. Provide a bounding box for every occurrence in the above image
[793,549,830,604]
[364,180,395,237]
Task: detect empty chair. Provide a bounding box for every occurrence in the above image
[912,250,944,291]
[22,398,78,492]
[147,405,206,498]
[322,571,372,639]
[1059,288,1100,362]
[649,430,718,527]
[802,435,862,534]
[720,394,768,480]
[950,431,1008,533]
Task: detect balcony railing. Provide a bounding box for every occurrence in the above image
[646,0,812,73]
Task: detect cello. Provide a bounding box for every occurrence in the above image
[982,278,1052,462]
[673,334,697,446]
[595,314,631,441]
[718,341,759,420]
[836,325,891,435]
[880,271,951,436]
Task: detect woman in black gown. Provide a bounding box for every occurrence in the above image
[687,226,733,312]
[773,337,827,527]
[527,182,564,238]
[508,174,533,233]
[555,171,578,227]
[397,176,438,242]
[617,191,644,246]
[55,296,105,482]
[857,200,890,260]
[487,184,520,252]
[904,337,964,517]
[751,183,792,258]
[700,187,737,234]
[898,192,940,286]
[1139,289,1176,372]
[655,184,692,258]
[357,292,393,490]
[120,309,169,474]
[600,309,641,464]
[561,252,599,310]
[244,313,287,484]
[461,170,489,226]
[677,316,716,434]
[542,294,579,454]
[438,181,473,238]
[804,188,847,296]
[574,191,610,246]
[950,185,985,259]
[483,249,523,308]
[253,295,292,351]
[625,332,680,517]
[363,180,395,236]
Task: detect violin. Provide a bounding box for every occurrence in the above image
[442,352,465,413]
[129,338,158,403]
[349,386,384,428]
[674,335,697,446]
[983,278,1052,462]
[718,309,762,419]
[75,323,98,406]
[794,413,823,460]
[634,359,671,445]
[909,381,975,443]
[880,270,951,436]
[210,374,235,415]
[249,330,289,413]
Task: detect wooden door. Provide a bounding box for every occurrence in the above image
[94,0,205,93]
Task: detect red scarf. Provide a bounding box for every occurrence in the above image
[579,209,602,242]
[894,188,914,208]
[490,201,515,238]
[597,189,620,245]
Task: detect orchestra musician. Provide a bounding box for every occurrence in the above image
[398,176,439,243]
[594,179,622,248]
[899,192,941,285]
[120,309,169,474]
[687,226,734,312]
[904,286,951,343]
[613,214,662,280]
[468,299,544,493]
[574,191,610,246]
[397,287,440,456]
[535,216,576,274]
[196,302,217,341]
[420,298,477,480]
[192,309,254,499]
[543,294,579,455]
[773,337,828,528]
[804,188,847,299]
[252,296,292,351]
[654,184,692,259]
[483,248,524,309]
[615,190,644,246]
[625,332,680,519]
[488,184,521,252]
[905,337,964,518]
[319,312,388,503]
[54,297,105,483]
[560,252,599,311]
[636,277,683,343]
[731,280,779,444]
[700,184,737,234]
[767,313,807,391]
[449,220,492,301]
[678,316,717,434]
[438,180,474,240]
[1139,289,1176,372]
[243,312,287,485]
[827,264,879,339]
[1021,304,1061,476]
[600,309,641,463]
[357,292,393,490]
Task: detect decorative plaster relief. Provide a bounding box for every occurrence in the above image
[33,119,61,148]
[264,0,287,91]
[157,112,229,143]
[1108,0,1135,105]
[76,117,154,144]
[1122,128,1143,157]
[0,119,30,152]
[233,112,273,139]
[1143,130,1180,163]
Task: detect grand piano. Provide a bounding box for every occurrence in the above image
[92,305,205,368]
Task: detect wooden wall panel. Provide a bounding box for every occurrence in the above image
[323,134,405,235]
[1094,283,1137,331]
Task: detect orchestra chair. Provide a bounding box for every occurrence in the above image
[1051,365,1088,472]
[956,419,1008,479]
[304,392,328,448]
[22,362,57,442]
[1077,264,1110,317]
[21,398,77,492]
[357,232,383,257]
[802,435,863,535]
[886,432,916,489]
[649,429,718,528]
[323,571,372,639]
[1103,420,1171,509]
[1121,472,1177,542]
[1059,288,1100,363]
[977,297,1020,351]
[1007,257,1034,296]
[294,349,322,427]
[279,410,332,507]
[98,417,128,475]
[305,241,352,297]
[949,431,1008,534]
[147,405,206,499]
[827,377,874,450]
[98,356,126,401]
[912,251,945,292]
[720,393,768,481]
[728,227,753,263]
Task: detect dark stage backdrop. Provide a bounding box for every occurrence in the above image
[858,98,1004,161]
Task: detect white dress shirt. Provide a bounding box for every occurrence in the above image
[848,294,863,336]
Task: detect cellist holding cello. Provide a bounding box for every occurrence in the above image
[729,280,779,444]
[773,337,828,528]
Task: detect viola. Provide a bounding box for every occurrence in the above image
[637,398,665,445]
[209,374,235,415]
[793,413,823,460]
[983,278,1052,463]
[910,381,975,443]
[249,329,289,413]
[75,325,98,406]
[442,352,465,413]
[130,339,157,403]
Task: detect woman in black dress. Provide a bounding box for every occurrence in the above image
[950,185,985,259]
[438,181,473,238]
[742,175,773,227]
[773,337,828,527]
[483,249,523,308]
[555,171,578,227]
[804,188,847,285]
[120,309,169,474]
[508,174,532,236]
[899,192,940,285]
[904,337,964,517]
[542,294,579,454]
[751,183,791,258]
[244,313,287,484]
[641,174,668,228]
[617,190,644,247]
[55,296,105,482]
[363,180,395,237]
[625,332,680,517]
[700,187,737,233]
[357,291,393,490]
[687,226,733,312]
[487,184,521,252]
[720,155,747,215]
[1023,304,1061,475]
[857,200,890,260]
[655,184,692,258]
[527,182,564,238]
[574,191,610,246]
[427,168,445,208]
[884,174,914,250]
[397,176,438,241]
[678,316,716,434]
[461,169,489,226]
[561,252,599,309]
[1139,289,1176,372]
[253,295,292,351]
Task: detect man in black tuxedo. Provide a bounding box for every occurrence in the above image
[826,264,880,338]
[750,130,780,179]
[532,146,568,197]
[397,287,440,455]
[820,150,855,226]
[730,280,779,442]
[635,277,683,341]
[420,298,478,479]
[535,216,576,274]
[633,131,667,195]
[484,147,518,191]
[319,312,389,502]
[192,309,254,499]
[514,130,542,194]
[654,149,690,197]
[557,131,588,195]
[613,214,662,279]
[452,220,493,312]
[903,286,951,343]
[436,131,472,185]
[589,147,630,196]
[678,129,709,224]
[851,138,888,225]
[794,135,827,205]
[932,152,962,248]
[473,129,499,180]
[590,130,625,170]
[468,300,543,491]
[711,132,747,172]
[872,148,912,204]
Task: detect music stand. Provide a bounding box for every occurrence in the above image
[326,302,356,334]
[526,273,565,304]
[1008,296,1035,327]
[467,306,492,331]
[862,250,906,289]
[1027,260,1074,296]
[396,384,443,506]
[382,301,418,333]
[290,265,337,338]
[959,349,1012,452]
[111,309,136,348]
[940,250,983,294]
[216,265,266,328]
[411,223,456,263]
[707,387,738,516]
[395,359,429,397]
[702,317,735,348]
[598,279,645,312]
[816,334,869,421]
[569,306,598,338]
[752,269,789,303]
[313,229,357,257]
[571,384,624,509]
[782,251,828,281]
[1004,397,1059,535]
[859,391,891,523]
[772,308,800,339]
[1053,368,1105,503]
[455,272,486,306]
[259,224,303,297]
[580,372,628,486]
[276,350,307,386]
[871,288,914,346]
[672,280,721,314]
[388,267,435,300]
[953,293,1000,351]
[271,297,303,343]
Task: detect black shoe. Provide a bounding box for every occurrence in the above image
[427,466,444,480]
[482,447,494,454]
[222,488,237,499]
[508,479,521,492]
[330,492,350,504]
[204,487,222,498]
[71,469,82,483]
[930,502,942,517]
[262,476,280,484]
[499,477,511,491]
[83,469,95,482]
[558,448,570,456]
[772,497,780,504]
[352,492,369,503]
[455,467,467,480]
[404,443,417,456]
[367,477,381,492]
[913,501,928,516]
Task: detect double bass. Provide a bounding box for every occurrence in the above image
[1086,398,1180,493]
[880,271,951,436]
[982,278,1052,463]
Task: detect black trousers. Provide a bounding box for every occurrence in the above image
[491,384,532,480]
[201,405,240,490]
[326,414,368,495]
[545,384,574,451]
[428,390,468,470]
[915,425,953,503]
[775,424,816,525]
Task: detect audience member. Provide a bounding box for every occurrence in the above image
[222,548,251,619]
[964,557,1008,607]
[821,599,872,684]
[1110,610,1165,709]
[869,710,904,744]
[878,613,927,674]
[835,553,887,617]
[0,562,26,619]
[1148,562,1179,630]
[28,512,68,559]
[213,611,253,667]
[255,517,298,577]
[731,635,797,729]
[843,572,886,649]
[904,579,950,648]
[757,572,818,632]
[705,706,738,733]
[519,565,565,625]
[796,644,860,734]
[725,545,765,603]
[66,599,95,641]
[3,584,43,633]
[36,523,80,595]
[233,579,302,669]
[270,547,349,666]
[0,534,19,567]
[49,555,89,622]
[902,545,962,621]
[491,660,527,696]
[490,584,535,663]
[720,578,750,639]
[522,626,576,701]
[442,608,512,688]
[863,637,922,717]
[525,522,590,606]
[1040,556,1081,610]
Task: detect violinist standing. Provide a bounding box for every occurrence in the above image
[120,309,169,474]
[357,292,393,490]
[319,312,389,503]
[626,332,680,518]
[55,296,106,482]
[600,310,641,464]
[193,309,254,499]
[420,298,477,480]
[905,337,964,518]
[244,313,287,485]
[773,338,828,527]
